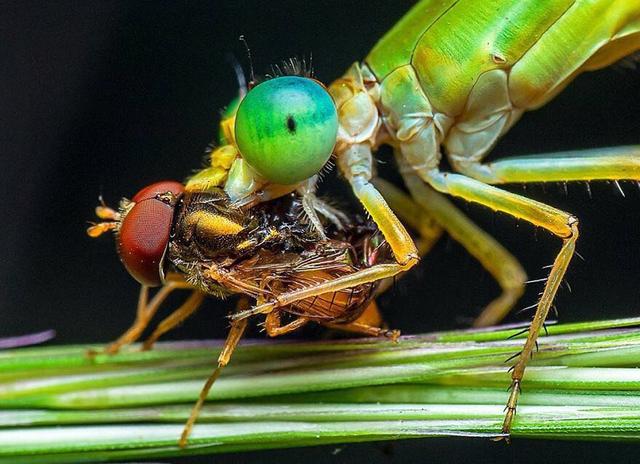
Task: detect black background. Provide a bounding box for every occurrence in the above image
[2,1,640,463]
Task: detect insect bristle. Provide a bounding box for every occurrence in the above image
[318,158,335,181]
[266,55,315,80]
[204,142,216,158]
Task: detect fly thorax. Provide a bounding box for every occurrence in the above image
[169,191,250,262]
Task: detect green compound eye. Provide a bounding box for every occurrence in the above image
[235,76,338,185]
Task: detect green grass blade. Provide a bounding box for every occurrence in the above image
[1,316,640,462]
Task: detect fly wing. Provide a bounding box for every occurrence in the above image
[210,240,377,321]
[283,271,376,321]
[277,243,375,321]
[226,242,370,320]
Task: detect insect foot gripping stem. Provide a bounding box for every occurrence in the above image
[409,171,580,442]
[498,218,579,442]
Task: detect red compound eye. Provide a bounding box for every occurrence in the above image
[118,181,185,286]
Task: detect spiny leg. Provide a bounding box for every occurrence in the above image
[296,176,351,230]
[378,170,528,327]
[374,175,527,326]
[142,291,206,351]
[368,177,444,296]
[311,199,351,230]
[339,144,419,268]
[372,177,444,256]
[297,175,352,235]
[410,167,578,438]
[450,145,640,185]
[179,297,250,448]
[298,176,328,238]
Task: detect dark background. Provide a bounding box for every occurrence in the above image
[2,1,639,463]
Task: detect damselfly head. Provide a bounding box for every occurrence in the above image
[234,75,338,185]
[88,180,184,287]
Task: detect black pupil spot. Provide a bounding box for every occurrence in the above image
[286,115,296,134]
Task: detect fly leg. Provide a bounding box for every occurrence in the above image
[179,297,250,448]
[349,301,386,330]
[324,320,399,340]
[264,311,309,337]
[323,303,400,340]
[93,276,193,356]
[141,291,206,350]
[407,166,578,439]
[102,285,151,355]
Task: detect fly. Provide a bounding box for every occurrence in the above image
[88,181,398,446]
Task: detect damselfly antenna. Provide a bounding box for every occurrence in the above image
[239,35,255,88]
